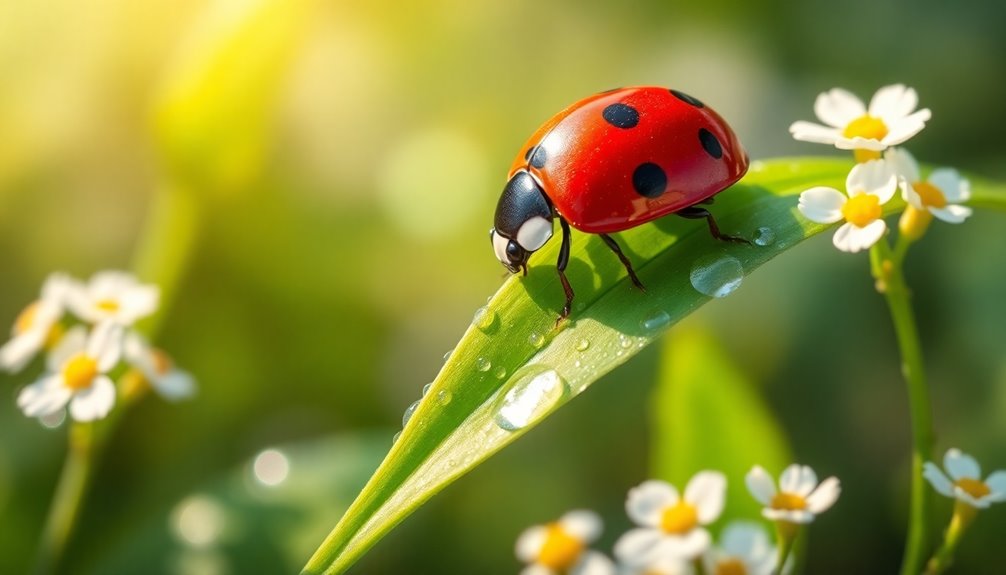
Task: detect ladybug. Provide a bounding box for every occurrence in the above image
[490,86,749,319]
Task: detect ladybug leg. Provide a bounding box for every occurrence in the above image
[676,206,751,245]
[599,234,646,292]
[555,217,575,321]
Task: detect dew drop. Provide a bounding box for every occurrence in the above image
[575,338,590,352]
[436,389,453,405]
[402,400,420,427]
[640,310,671,332]
[443,349,454,362]
[528,332,545,348]
[475,356,492,372]
[689,254,744,298]
[421,383,432,397]
[392,431,402,444]
[753,226,776,247]
[495,367,569,431]
[618,334,633,349]
[472,306,496,330]
[493,365,507,379]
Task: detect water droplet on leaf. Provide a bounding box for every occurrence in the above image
[575,338,590,352]
[690,254,743,298]
[528,332,545,348]
[495,367,569,431]
[753,226,776,246]
[472,306,496,330]
[475,357,492,372]
[436,389,452,405]
[402,400,420,427]
[641,310,671,332]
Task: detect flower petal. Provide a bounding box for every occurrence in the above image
[833,220,886,253]
[520,564,554,575]
[929,169,970,203]
[922,462,955,497]
[47,326,87,372]
[685,471,726,524]
[984,471,1006,500]
[118,284,160,324]
[17,375,72,417]
[929,205,972,224]
[805,477,841,513]
[884,147,921,184]
[658,528,711,559]
[780,465,817,497]
[69,375,116,421]
[515,525,547,562]
[953,487,989,509]
[798,187,846,224]
[762,508,814,524]
[614,528,663,566]
[789,121,841,145]
[155,371,198,401]
[720,521,773,560]
[745,466,776,506]
[847,159,897,202]
[89,322,124,371]
[627,480,679,528]
[0,331,46,373]
[571,550,615,575]
[882,109,931,146]
[944,448,981,480]
[814,88,865,128]
[868,84,918,121]
[560,510,602,544]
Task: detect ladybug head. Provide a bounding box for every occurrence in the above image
[491,171,554,275]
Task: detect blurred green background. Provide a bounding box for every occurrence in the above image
[2,0,1005,573]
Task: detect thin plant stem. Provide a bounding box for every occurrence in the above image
[28,182,201,574]
[871,239,935,575]
[924,504,974,575]
[774,522,798,575]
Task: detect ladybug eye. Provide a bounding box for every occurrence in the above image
[505,241,523,261]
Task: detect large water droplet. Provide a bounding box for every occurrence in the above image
[421,382,432,397]
[753,226,776,247]
[402,400,420,427]
[472,306,497,330]
[640,310,671,332]
[392,431,402,444]
[690,254,743,298]
[493,365,507,379]
[528,331,545,348]
[495,367,569,431]
[436,389,452,406]
[575,338,590,352]
[475,357,492,372]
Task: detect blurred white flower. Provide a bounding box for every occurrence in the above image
[702,522,781,575]
[617,555,692,575]
[67,271,159,326]
[0,273,73,372]
[614,473,726,565]
[516,510,614,575]
[746,465,840,524]
[924,448,1006,509]
[124,332,196,401]
[885,148,972,224]
[790,84,931,160]
[797,159,897,253]
[17,322,123,422]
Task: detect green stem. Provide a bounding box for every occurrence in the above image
[774,521,798,575]
[28,181,201,574]
[924,504,973,575]
[871,240,935,575]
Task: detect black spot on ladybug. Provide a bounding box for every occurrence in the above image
[602,103,639,129]
[670,89,705,108]
[529,146,547,169]
[632,163,667,198]
[699,128,723,159]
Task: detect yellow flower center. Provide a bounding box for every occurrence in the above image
[14,301,41,335]
[912,181,947,209]
[841,194,882,227]
[152,349,173,375]
[660,501,698,534]
[714,558,748,575]
[955,477,991,500]
[62,353,98,391]
[96,298,121,313]
[843,115,889,141]
[537,523,584,570]
[771,491,808,511]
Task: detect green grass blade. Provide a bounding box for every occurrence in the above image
[303,157,1006,575]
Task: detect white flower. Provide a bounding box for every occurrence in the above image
[124,332,196,401]
[516,510,614,575]
[746,465,841,524]
[16,322,123,422]
[702,522,781,575]
[614,473,726,565]
[885,148,972,224]
[617,556,693,575]
[790,84,931,154]
[66,270,159,326]
[0,273,74,373]
[797,159,897,253]
[923,448,1006,509]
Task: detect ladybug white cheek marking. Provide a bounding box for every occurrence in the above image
[516,216,553,252]
[492,230,511,263]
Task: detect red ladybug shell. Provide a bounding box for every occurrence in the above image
[507,87,748,234]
